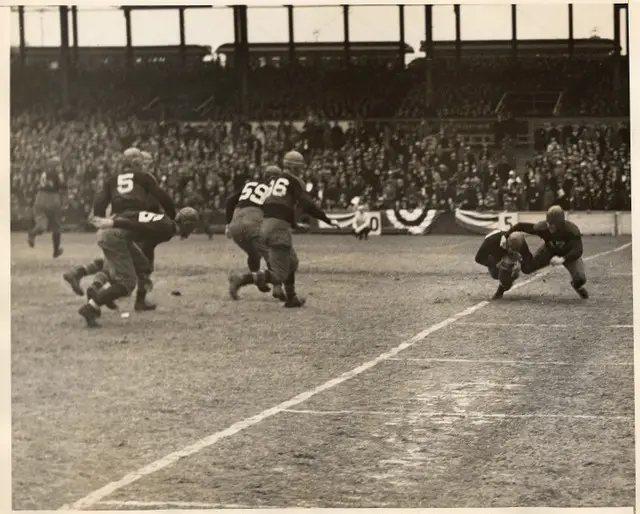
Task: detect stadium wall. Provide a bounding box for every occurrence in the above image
[12,210,630,237]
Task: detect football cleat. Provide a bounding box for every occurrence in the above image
[53,247,64,259]
[283,295,305,308]
[272,285,286,302]
[78,303,101,328]
[135,300,157,312]
[492,285,506,300]
[575,286,589,299]
[87,285,118,310]
[228,271,244,301]
[63,270,84,296]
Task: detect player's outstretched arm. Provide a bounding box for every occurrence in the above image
[299,196,340,228]
[507,222,536,235]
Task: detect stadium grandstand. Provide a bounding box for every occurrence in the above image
[10,4,630,229]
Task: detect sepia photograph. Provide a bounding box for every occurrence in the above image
[7,1,634,511]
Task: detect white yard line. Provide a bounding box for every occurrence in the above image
[283,409,633,421]
[59,242,632,510]
[388,357,634,367]
[455,322,633,329]
[94,500,260,509]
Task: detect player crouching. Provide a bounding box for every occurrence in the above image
[506,205,589,299]
[475,230,533,300]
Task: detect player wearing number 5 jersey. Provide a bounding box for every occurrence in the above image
[224,167,283,299]
[229,151,340,307]
[77,208,199,328]
[64,148,176,312]
[92,148,176,220]
[28,156,66,258]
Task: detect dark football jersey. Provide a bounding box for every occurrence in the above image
[112,210,176,245]
[37,168,64,193]
[511,220,583,259]
[262,171,307,224]
[93,166,176,219]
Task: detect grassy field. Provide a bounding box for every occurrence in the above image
[11,232,634,510]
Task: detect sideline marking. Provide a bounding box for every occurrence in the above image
[60,242,631,510]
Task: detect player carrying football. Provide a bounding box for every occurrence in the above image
[64,148,179,315]
[506,205,589,299]
[475,229,533,299]
[228,151,340,307]
[78,207,198,327]
[27,156,66,258]
[224,165,284,300]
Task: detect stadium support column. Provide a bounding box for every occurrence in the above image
[510,5,517,64]
[287,5,295,64]
[59,6,70,110]
[234,5,250,119]
[343,5,350,68]
[398,5,405,69]
[454,5,461,65]
[424,5,433,114]
[18,6,26,66]
[71,6,79,67]
[613,3,621,99]
[568,4,574,58]
[124,7,133,69]
[179,7,186,66]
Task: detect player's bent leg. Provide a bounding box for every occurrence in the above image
[79,229,136,326]
[519,244,535,274]
[63,257,105,296]
[564,257,589,299]
[129,242,157,311]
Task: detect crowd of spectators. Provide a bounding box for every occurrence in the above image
[10,52,630,226]
[10,109,630,226]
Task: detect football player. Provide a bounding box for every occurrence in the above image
[228,151,340,307]
[506,205,588,299]
[27,156,66,258]
[475,230,532,299]
[77,207,199,328]
[224,165,284,300]
[64,148,177,312]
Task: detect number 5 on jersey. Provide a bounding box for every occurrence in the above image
[117,173,134,194]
